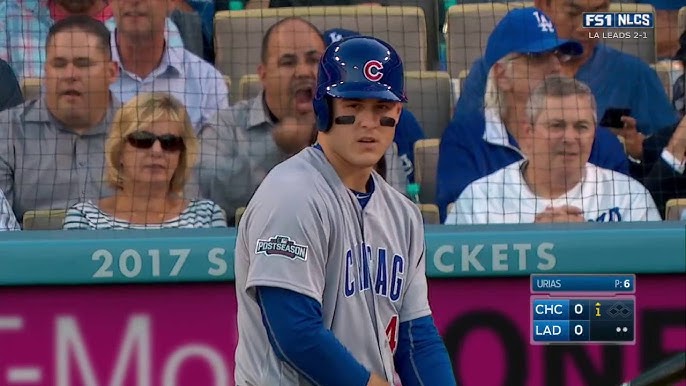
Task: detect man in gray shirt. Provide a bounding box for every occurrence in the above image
[0,15,120,224]
[199,16,405,224]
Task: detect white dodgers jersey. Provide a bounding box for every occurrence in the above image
[446,160,662,224]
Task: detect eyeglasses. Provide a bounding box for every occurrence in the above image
[126,131,185,152]
[512,50,573,64]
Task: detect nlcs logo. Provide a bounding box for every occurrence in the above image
[363,60,384,82]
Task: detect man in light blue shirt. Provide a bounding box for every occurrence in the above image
[109,0,228,132]
[0,0,184,80]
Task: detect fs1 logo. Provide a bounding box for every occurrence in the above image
[583,12,654,28]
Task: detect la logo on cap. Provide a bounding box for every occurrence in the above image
[328,31,344,43]
[533,10,555,33]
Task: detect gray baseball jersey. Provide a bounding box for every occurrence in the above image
[234,146,431,386]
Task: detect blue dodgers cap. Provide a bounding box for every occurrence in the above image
[323,28,360,47]
[483,7,583,70]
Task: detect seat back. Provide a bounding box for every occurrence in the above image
[238,74,262,101]
[651,61,679,100]
[235,206,247,227]
[22,209,67,230]
[413,138,439,204]
[224,75,232,97]
[417,203,440,224]
[21,78,42,101]
[665,199,686,221]
[386,0,441,70]
[602,3,656,64]
[446,2,529,77]
[215,6,428,95]
[405,71,452,139]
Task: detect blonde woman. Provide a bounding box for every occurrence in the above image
[63,93,227,229]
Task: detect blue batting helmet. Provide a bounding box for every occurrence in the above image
[313,35,407,132]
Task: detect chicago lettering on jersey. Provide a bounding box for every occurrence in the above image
[344,243,405,302]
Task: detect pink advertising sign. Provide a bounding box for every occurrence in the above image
[0,284,237,386]
[0,276,684,386]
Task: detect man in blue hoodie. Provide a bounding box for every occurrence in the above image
[324,27,426,184]
[436,7,629,222]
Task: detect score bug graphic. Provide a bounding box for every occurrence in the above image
[530,274,636,345]
[582,12,653,28]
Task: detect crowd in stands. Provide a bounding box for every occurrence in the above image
[0,0,684,231]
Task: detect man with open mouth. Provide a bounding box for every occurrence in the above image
[199,16,406,226]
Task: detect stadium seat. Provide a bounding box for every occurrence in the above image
[413,138,439,204]
[605,2,657,64]
[417,203,440,224]
[235,206,246,227]
[385,0,441,70]
[451,68,470,106]
[457,69,469,92]
[650,61,677,100]
[22,209,67,230]
[665,199,686,220]
[21,78,41,101]
[446,2,530,77]
[224,75,232,97]
[446,2,656,78]
[405,71,452,139]
[238,74,262,102]
[214,6,428,95]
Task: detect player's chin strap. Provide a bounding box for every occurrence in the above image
[333,116,397,127]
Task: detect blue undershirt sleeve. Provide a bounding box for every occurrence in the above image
[257,286,371,386]
[394,315,457,386]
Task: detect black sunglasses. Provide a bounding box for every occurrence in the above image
[126,131,185,152]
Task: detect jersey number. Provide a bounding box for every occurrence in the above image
[385,315,399,353]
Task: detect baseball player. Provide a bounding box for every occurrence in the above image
[234,36,456,386]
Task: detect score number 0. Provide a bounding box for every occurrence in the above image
[570,302,596,338]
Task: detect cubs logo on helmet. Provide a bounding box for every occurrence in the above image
[363,60,384,82]
[313,35,407,132]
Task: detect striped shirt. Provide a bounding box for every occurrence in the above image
[0,188,20,231]
[62,199,228,230]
